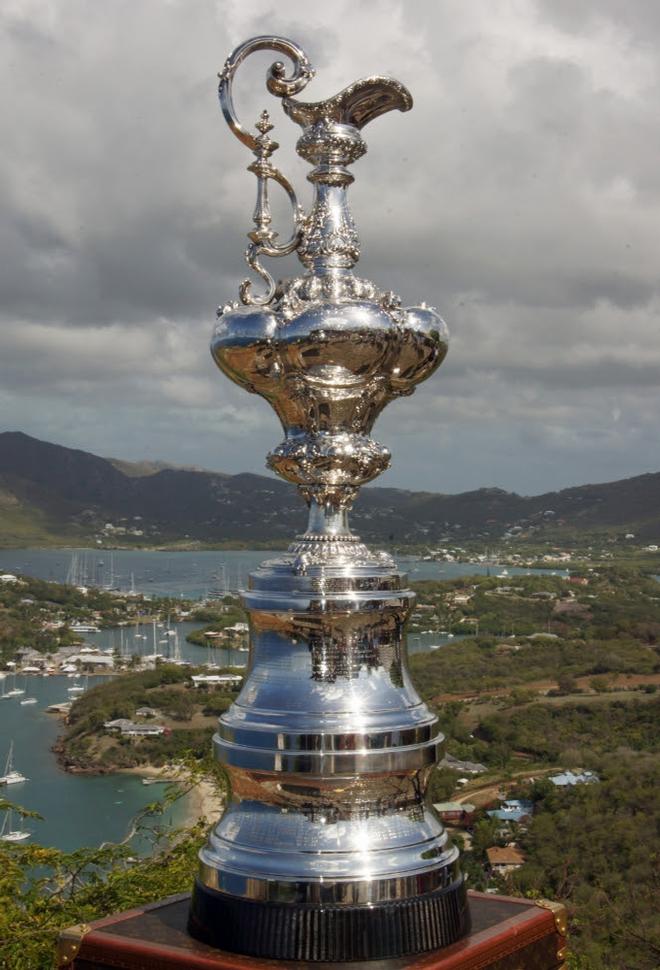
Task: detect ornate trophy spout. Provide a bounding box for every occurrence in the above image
[189,36,469,961]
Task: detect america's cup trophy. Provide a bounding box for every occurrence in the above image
[189,36,470,961]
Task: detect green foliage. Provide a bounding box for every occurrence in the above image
[412,569,660,643]
[472,817,503,857]
[0,574,194,664]
[185,602,247,647]
[427,766,460,802]
[58,665,239,771]
[2,564,659,967]
[66,665,193,725]
[0,762,222,970]
[189,596,243,623]
[510,756,660,969]
[410,567,660,967]
[410,635,656,697]
[478,696,660,761]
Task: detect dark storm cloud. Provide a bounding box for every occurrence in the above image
[0,0,658,493]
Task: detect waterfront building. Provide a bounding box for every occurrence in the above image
[67,653,114,669]
[190,674,242,689]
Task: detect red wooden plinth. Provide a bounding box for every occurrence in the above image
[57,891,568,970]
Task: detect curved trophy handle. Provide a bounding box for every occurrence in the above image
[219,37,314,306]
[218,36,314,149]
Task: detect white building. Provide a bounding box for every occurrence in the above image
[68,653,114,668]
[191,674,243,689]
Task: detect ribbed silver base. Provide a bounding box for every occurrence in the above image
[189,877,471,961]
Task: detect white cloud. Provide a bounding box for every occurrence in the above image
[0,0,658,493]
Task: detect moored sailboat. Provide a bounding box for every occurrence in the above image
[0,741,28,785]
[0,808,30,842]
[3,674,26,698]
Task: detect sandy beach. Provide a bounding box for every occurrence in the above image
[120,764,222,826]
[185,777,220,826]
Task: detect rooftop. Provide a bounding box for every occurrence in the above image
[486,846,526,867]
[550,770,599,787]
[487,799,534,823]
[434,802,476,814]
[191,673,242,686]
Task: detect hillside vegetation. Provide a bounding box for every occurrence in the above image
[410,566,660,968]
[1,431,660,545]
[58,665,239,772]
[1,565,659,967]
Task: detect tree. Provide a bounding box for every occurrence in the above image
[557,673,577,694]
[0,761,224,970]
[471,818,501,860]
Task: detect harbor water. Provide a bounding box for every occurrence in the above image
[0,548,566,852]
[0,547,563,599]
[0,673,189,853]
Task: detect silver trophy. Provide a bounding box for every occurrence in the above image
[189,36,470,961]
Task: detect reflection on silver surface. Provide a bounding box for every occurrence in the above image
[197,34,463,927]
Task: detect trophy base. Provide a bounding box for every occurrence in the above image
[188,877,470,961]
[57,890,569,969]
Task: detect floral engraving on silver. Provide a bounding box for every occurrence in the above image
[193,35,466,959]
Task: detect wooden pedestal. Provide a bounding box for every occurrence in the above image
[57,891,567,970]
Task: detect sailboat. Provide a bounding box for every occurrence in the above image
[208,565,227,601]
[0,809,30,842]
[150,621,163,662]
[170,631,185,665]
[67,676,87,696]
[0,742,28,785]
[4,674,25,698]
[103,552,116,591]
[19,697,37,706]
[66,552,80,587]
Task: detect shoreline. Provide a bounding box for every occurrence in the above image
[0,542,290,552]
[119,765,221,827]
[50,741,222,828]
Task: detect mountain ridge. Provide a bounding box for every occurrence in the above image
[0,431,658,546]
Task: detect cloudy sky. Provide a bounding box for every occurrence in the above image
[1,0,658,496]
